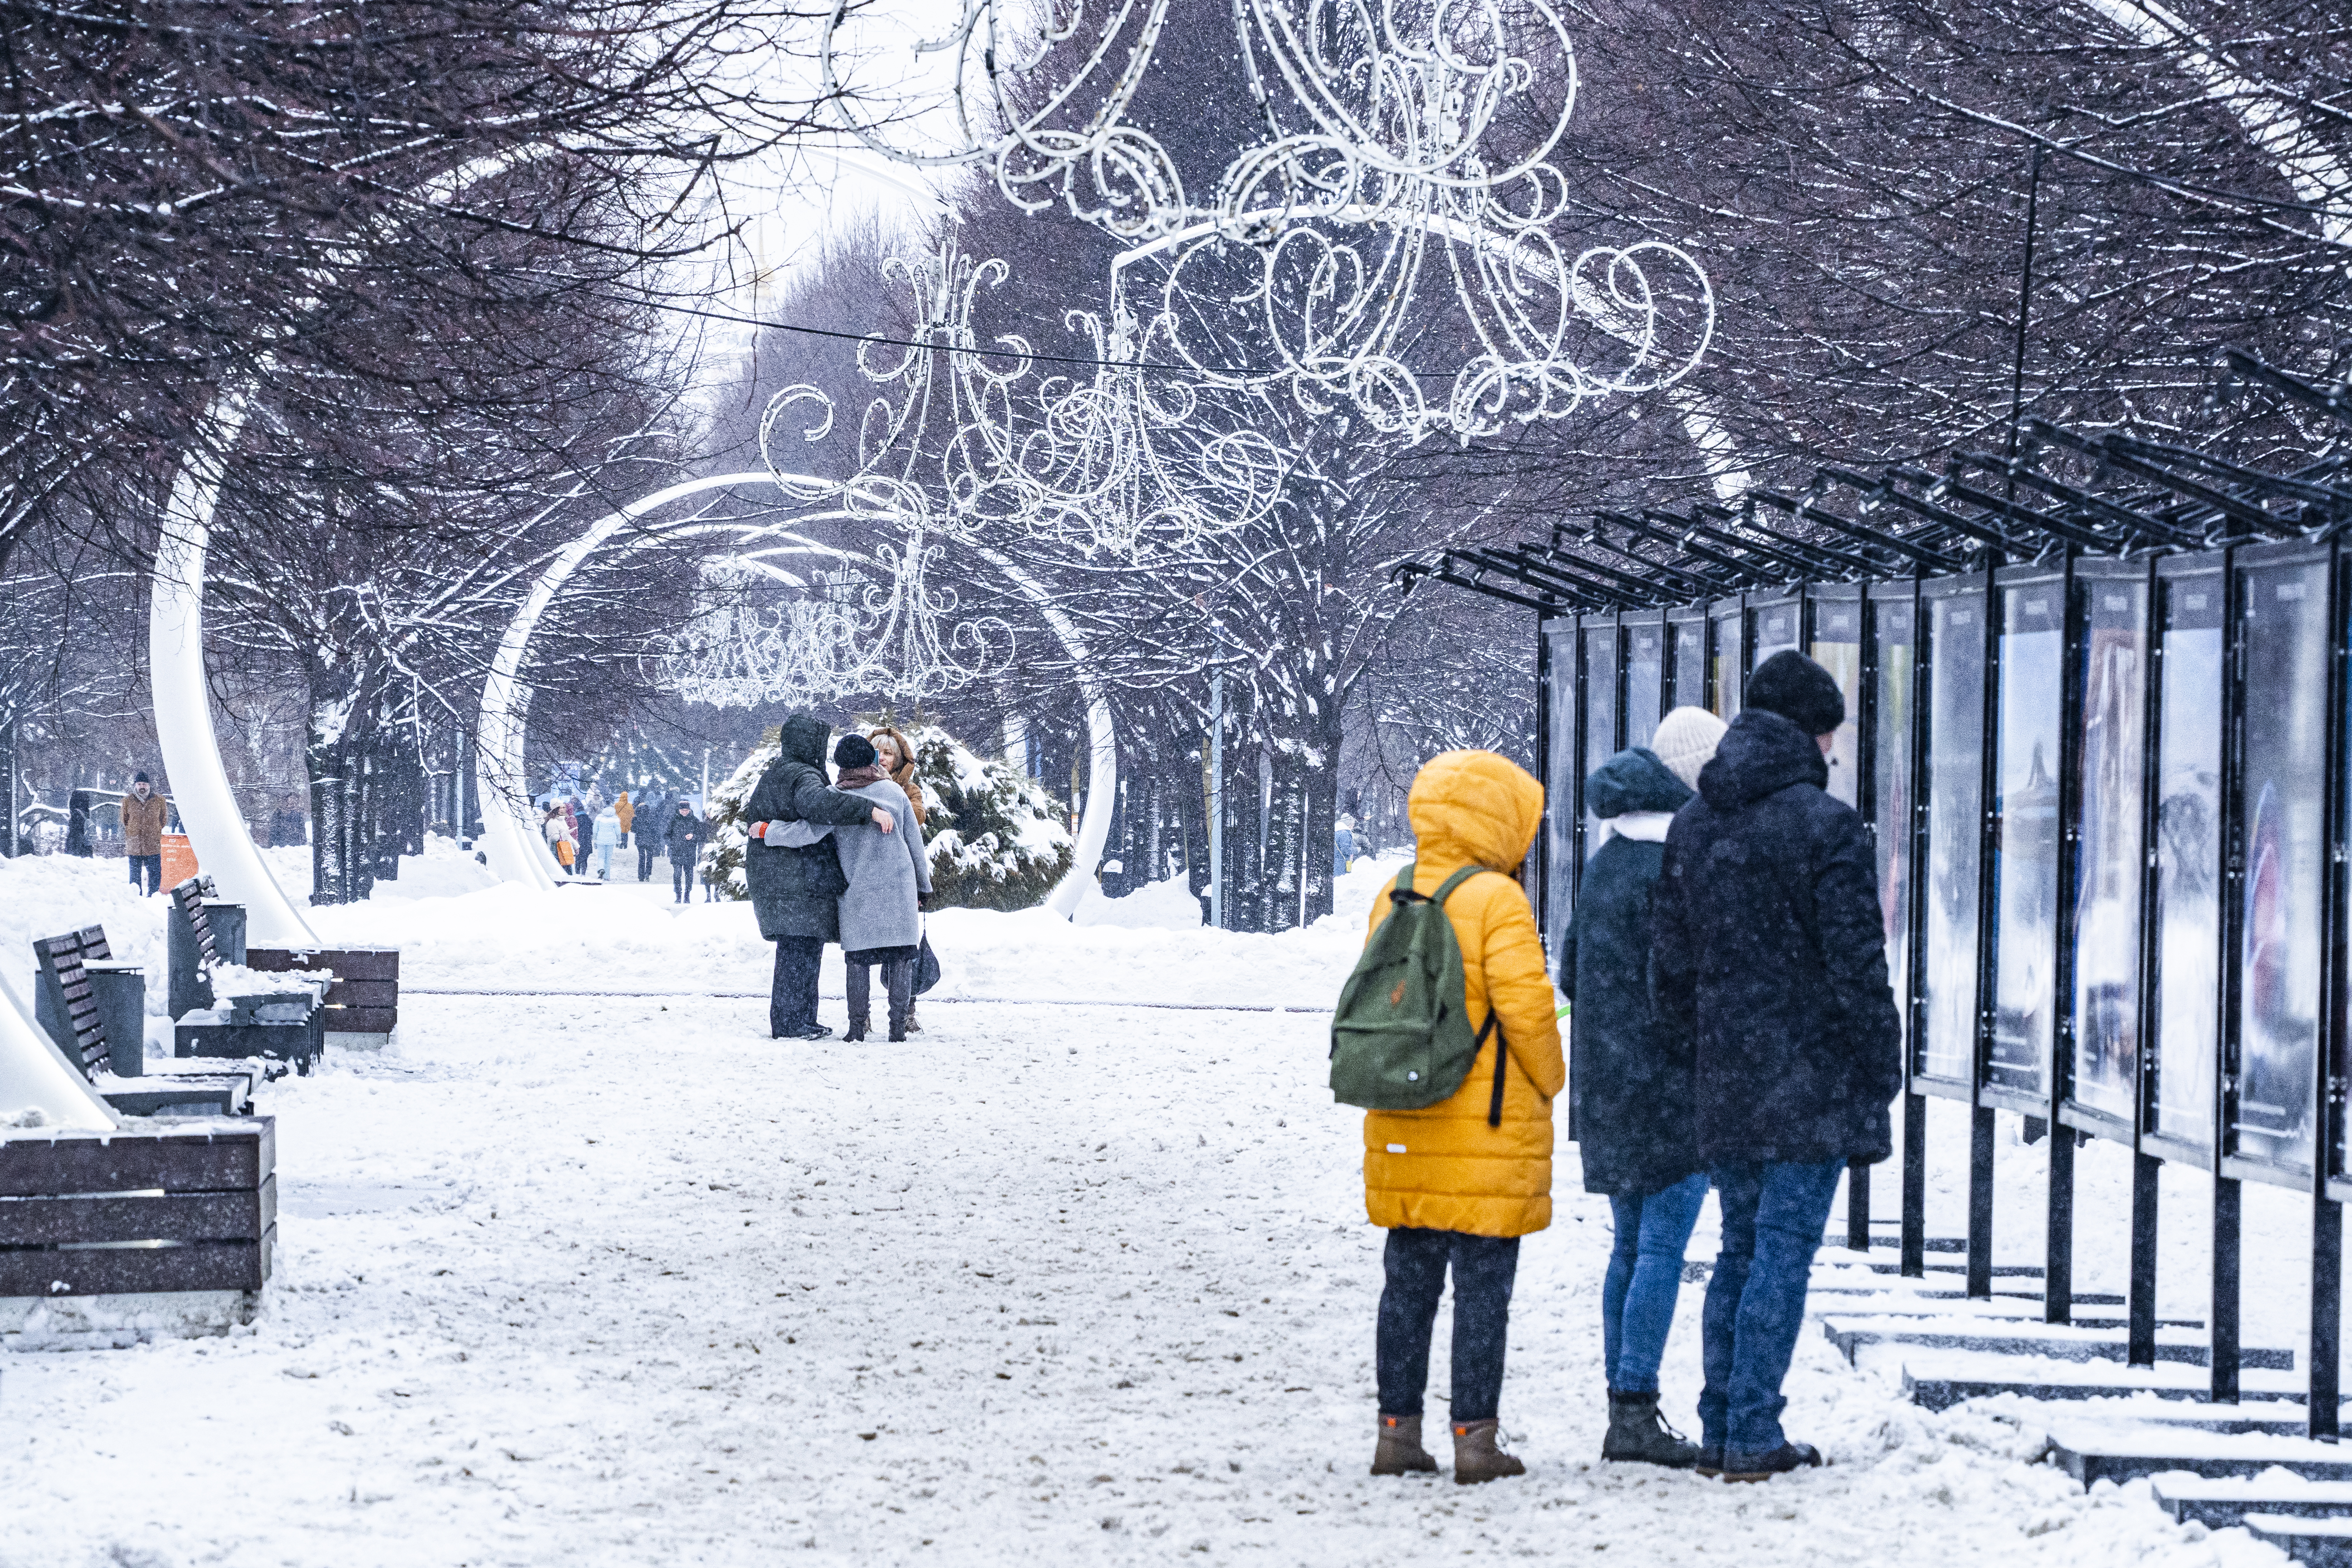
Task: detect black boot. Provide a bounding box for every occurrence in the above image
[1602,1391,1701,1468]
[844,961,870,1042]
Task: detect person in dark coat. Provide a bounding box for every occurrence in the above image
[1562,744,1710,1469]
[1651,651,1903,1481]
[744,712,897,1041]
[664,801,706,904]
[637,791,667,882]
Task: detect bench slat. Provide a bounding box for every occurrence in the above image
[0,1228,273,1296]
[0,1177,274,1245]
[0,1124,273,1197]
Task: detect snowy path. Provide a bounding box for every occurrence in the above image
[4,982,2261,1567]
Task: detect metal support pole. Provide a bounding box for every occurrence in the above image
[2214,1176,2243,1403]
[2045,1127,2075,1324]
[2314,1197,2342,1439]
[2128,1152,2160,1366]
[1902,1093,1927,1278]
[1846,1157,1872,1252]
[1968,1106,1996,1298]
[1209,671,1225,932]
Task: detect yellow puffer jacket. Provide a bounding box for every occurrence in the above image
[1361,750,1566,1239]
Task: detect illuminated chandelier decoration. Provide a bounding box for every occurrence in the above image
[819,0,1717,441]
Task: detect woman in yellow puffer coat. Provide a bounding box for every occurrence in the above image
[1363,750,1565,1485]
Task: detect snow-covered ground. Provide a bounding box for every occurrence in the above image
[0,848,2314,1565]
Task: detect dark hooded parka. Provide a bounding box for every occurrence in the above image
[744,712,884,941]
[1651,708,1903,1169]
[1561,748,1702,1197]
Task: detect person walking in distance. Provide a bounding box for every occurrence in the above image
[664,800,706,903]
[593,805,622,881]
[543,804,576,873]
[1651,653,1902,1481]
[636,791,666,882]
[743,713,899,1040]
[615,790,635,854]
[1561,707,1725,1469]
[122,772,168,895]
[270,792,307,848]
[1361,750,1564,1485]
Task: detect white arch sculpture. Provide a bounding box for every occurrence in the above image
[474,483,1119,917]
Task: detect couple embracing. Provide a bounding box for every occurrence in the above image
[744,711,935,1043]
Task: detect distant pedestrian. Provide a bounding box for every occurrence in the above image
[616,790,636,850]
[664,801,706,903]
[121,772,168,896]
[743,712,899,1041]
[1562,732,1720,1470]
[1333,813,1357,878]
[543,805,576,873]
[593,807,622,880]
[1361,750,1563,1486]
[1651,653,1902,1481]
[269,792,307,848]
[636,793,666,882]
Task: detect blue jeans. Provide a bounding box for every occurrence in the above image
[128,853,161,896]
[1376,1229,1520,1424]
[1603,1173,1709,1394]
[1699,1158,1844,1455]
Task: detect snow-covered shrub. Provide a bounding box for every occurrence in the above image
[697,730,778,900]
[902,725,1072,911]
[694,721,1072,911]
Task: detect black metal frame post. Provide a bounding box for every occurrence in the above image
[1812,580,1873,1250]
[1534,615,1554,941]
[1973,568,2005,1301]
[2312,537,2347,1439]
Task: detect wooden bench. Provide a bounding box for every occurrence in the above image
[30,924,258,1117]
[0,1120,275,1348]
[167,879,327,1074]
[245,945,399,1045]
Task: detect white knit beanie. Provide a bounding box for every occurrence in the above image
[1651,706,1728,792]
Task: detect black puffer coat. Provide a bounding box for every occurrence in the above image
[1563,748,1701,1197]
[1651,709,1904,1168]
[742,712,879,941]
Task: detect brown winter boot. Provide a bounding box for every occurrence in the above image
[1451,1419,1526,1485]
[1370,1414,1437,1476]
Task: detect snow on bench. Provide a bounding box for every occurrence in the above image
[1823,1313,2288,1369]
[2150,1470,2352,1530]
[2247,1513,2352,1567]
[1887,1348,2311,1411]
[1807,1292,2195,1331]
[2046,1416,2352,1485]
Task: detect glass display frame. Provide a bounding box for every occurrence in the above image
[1750,592,1803,670]
[1808,584,1866,811]
[2223,540,2336,1187]
[1667,602,1709,713]
[1710,595,1746,719]
[1867,579,1921,1077]
[1984,563,2070,1116]
[1914,572,1993,1100]
[2142,552,2228,1166]
[1581,615,1623,866]
[2060,558,2154,1144]
[1541,617,1582,948]
[1622,610,1668,751]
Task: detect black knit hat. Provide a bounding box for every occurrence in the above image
[1745,650,1845,736]
[833,733,878,769]
[133,771,151,784]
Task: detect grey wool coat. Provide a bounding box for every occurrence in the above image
[833,778,933,955]
[743,712,884,942]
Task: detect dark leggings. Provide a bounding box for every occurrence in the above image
[672,859,692,901]
[1376,1228,1520,1424]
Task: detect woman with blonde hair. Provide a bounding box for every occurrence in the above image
[868,724,930,1033]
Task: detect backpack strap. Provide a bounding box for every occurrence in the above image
[1481,1011,1508,1128]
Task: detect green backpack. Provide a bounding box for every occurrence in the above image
[1329,864,1508,1123]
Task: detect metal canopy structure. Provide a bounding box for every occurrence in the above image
[1398,354,2352,1436]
